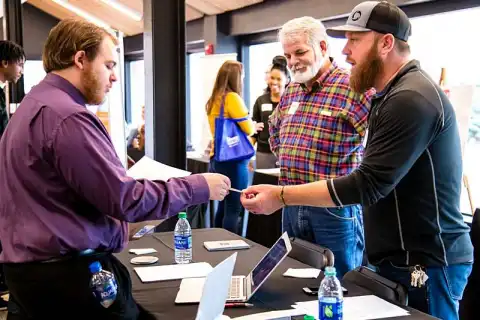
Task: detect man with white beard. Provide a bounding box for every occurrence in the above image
[267,16,372,278]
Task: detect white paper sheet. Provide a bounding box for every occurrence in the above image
[294,295,410,320]
[232,309,306,320]
[134,262,212,283]
[127,156,191,181]
[128,248,157,255]
[283,268,321,279]
[255,168,280,176]
[177,277,206,303]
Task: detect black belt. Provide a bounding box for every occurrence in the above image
[41,249,107,264]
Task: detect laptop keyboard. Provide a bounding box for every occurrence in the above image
[228,277,242,299]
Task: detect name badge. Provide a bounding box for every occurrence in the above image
[320,110,332,117]
[363,128,369,147]
[261,103,273,112]
[288,102,300,115]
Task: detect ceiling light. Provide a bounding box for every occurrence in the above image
[100,0,142,21]
[51,0,112,31]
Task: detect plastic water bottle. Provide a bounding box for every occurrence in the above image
[89,261,118,308]
[174,212,192,264]
[319,266,343,320]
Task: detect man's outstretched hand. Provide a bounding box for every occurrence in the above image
[240,184,284,215]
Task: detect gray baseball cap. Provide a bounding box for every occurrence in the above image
[326,1,412,42]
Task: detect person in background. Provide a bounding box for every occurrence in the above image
[0,18,230,319]
[266,16,371,278]
[250,56,290,170]
[207,60,262,234]
[127,123,145,167]
[0,40,25,139]
[0,39,24,311]
[241,2,473,319]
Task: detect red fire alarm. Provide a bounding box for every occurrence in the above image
[205,43,214,55]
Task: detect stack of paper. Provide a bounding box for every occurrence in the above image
[293,295,410,320]
[134,262,212,283]
[283,268,321,279]
[127,156,191,181]
[232,309,306,320]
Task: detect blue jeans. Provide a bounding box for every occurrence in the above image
[282,205,364,279]
[209,158,249,235]
[376,261,472,319]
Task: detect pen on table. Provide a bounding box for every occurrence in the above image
[225,302,254,308]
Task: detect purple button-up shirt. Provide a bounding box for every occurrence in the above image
[0,73,209,263]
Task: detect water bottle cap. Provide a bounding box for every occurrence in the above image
[178,212,187,219]
[324,266,337,277]
[304,315,315,320]
[89,261,102,273]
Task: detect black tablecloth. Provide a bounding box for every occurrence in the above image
[115,228,435,319]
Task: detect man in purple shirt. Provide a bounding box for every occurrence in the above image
[0,18,230,319]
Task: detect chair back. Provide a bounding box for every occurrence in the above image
[343,266,408,305]
[288,237,334,270]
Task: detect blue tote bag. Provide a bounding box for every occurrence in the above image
[214,94,255,162]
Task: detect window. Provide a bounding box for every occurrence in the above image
[188,52,206,151]
[248,42,283,109]
[128,60,145,127]
[23,60,46,94]
[407,8,480,213]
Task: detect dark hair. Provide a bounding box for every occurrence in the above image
[0,40,25,65]
[43,18,118,73]
[206,60,243,115]
[265,55,290,93]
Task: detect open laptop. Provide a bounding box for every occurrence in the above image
[227,232,292,302]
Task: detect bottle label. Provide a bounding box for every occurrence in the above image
[319,300,343,320]
[174,235,192,250]
[92,279,117,308]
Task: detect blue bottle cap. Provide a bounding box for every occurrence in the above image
[324,266,337,277]
[89,261,102,273]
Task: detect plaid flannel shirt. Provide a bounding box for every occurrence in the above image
[269,61,372,185]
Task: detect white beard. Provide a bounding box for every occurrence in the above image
[291,52,326,84]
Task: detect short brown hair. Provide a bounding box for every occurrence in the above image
[394,39,410,55]
[205,60,243,115]
[42,18,118,73]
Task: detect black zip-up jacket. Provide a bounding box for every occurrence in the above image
[252,93,278,153]
[327,60,473,267]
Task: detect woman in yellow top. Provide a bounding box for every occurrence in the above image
[206,60,261,234]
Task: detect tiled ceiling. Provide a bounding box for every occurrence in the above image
[27,0,264,36]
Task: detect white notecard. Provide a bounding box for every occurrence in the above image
[283,268,321,279]
[127,156,191,181]
[293,295,410,320]
[255,168,280,176]
[129,248,157,255]
[134,262,213,283]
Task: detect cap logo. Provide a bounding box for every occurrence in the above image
[351,11,362,21]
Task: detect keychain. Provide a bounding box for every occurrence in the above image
[410,265,428,288]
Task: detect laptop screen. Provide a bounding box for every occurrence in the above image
[249,236,288,294]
